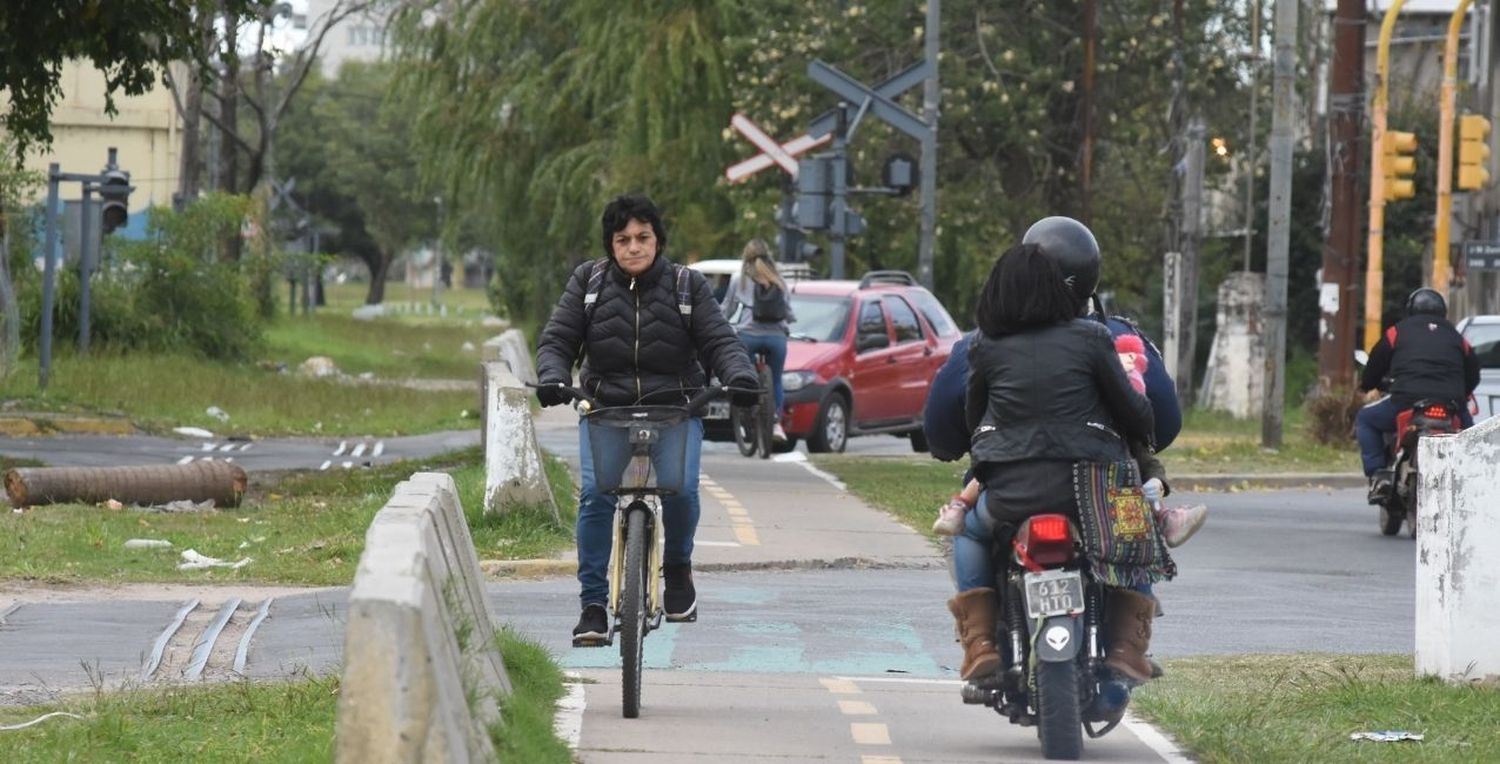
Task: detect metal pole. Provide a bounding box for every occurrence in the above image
[917,0,939,289]
[79,183,94,355]
[1321,0,1366,389]
[38,166,61,390]
[832,105,849,280]
[1262,0,1299,449]
[1178,117,1206,403]
[1243,0,1262,271]
[1365,0,1410,349]
[1435,0,1477,296]
[1081,0,1095,223]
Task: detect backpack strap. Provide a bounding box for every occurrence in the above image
[581,258,610,325]
[675,264,693,332]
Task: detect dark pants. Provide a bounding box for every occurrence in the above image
[1356,396,1475,477]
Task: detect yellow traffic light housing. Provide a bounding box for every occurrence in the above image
[1384,130,1419,200]
[1458,114,1492,191]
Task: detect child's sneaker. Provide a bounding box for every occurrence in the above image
[932,498,967,536]
[1155,504,1207,548]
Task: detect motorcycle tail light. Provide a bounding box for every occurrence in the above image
[1424,405,1450,419]
[1014,513,1075,570]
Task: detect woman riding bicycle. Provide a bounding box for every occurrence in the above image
[535,194,758,643]
[719,239,796,445]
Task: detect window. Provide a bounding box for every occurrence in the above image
[884,296,924,344]
[907,289,961,338]
[857,301,889,352]
[1465,323,1500,369]
[787,295,852,342]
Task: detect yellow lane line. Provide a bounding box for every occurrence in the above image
[838,700,878,715]
[850,723,892,745]
[819,677,860,694]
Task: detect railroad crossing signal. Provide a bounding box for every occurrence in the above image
[1384,130,1419,201]
[725,113,830,183]
[1457,114,1492,191]
[806,59,932,142]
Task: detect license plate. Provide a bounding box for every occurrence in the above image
[705,401,730,420]
[1024,570,1085,619]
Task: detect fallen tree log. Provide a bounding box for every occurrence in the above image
[4,462,249,508]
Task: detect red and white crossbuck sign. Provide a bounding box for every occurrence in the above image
[725,112,830,184]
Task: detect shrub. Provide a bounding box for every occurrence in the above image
[1303,386,1365,445]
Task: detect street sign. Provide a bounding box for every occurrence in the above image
[730,113,801,177]
[807,60,931,143]
[1463,240,1500,270]
[807,60,932,140]
[725,131,829,183]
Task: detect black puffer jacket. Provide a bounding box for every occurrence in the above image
[965,318,1155,467]
[1359,315,1480,408]
[536,255,756,406]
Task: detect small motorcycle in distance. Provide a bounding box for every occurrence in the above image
[1372,399,1462,538]
[960,513,1132,761]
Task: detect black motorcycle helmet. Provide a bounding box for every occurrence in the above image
[1405,287,1447,318]
[1022,216,1101,302]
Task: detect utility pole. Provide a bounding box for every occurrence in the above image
[1321,0,1366,389]
[1177,117,1206,404]
[1243,0,1262,271]
[917,0,939,288]
[1435,0,1478,297]
[1263,0,1299,448]
[1081,0,1096,223]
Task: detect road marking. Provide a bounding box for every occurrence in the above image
[838,700,878,715]
[819,677,861,694]
[142,600,200,680]
[185,598,242,680]
[319,461,332,471]
[200,443,216,452]
[218,443,237,452]
[199,456,213,462]
[351,442,367,458]
[224,457,234,463]
[371,441,385,457]
[833,676,962,686]
[333,441,347,456]
[238,443,253,452]
[850,722,891,745]
[725,506,748,517]
[176,456,195,465]
[233,599,274,675]
[780,450,850,491]
[555,672,586,751]
[1122,711,1195,763]
[695,540,742,547]
[703,472,760,546]
[861,757,902,764]
[732,521,760,546]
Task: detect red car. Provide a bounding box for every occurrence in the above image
[707,271,962,452]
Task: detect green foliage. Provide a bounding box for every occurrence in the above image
[0,0,257,158]
[492,629,574,763]
[1304,386,1366,446]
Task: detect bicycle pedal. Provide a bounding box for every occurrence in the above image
[572,635,611,648]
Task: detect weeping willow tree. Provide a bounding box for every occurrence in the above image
[389,0,739,321]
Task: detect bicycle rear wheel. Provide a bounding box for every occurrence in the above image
[620,507,649,718]
[755,365,774,459]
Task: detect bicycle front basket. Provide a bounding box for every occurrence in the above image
[585,406,691,495]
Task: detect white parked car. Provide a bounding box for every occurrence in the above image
[1456,314,1500,423]
[689,258,815,305]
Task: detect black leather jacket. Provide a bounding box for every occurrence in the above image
[965,319,1155,467]
[536,255,755,406]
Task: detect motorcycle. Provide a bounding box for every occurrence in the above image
[1372,399,1462,538]
[960,513,1132,761]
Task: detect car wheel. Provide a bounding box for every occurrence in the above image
[808,393,848,454]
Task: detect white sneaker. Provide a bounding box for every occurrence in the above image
[772,423,788,445]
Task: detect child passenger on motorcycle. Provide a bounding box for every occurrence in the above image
[945,228,1162,686]
[934,334,1207,547]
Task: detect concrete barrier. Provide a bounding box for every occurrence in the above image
[335,472,511,763]
[482,362,560,520]
[482,329,538,386]
[1416,413,1500,684]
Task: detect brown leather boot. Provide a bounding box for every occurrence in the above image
[948,588,1002,680]
[1104,589,1156,684]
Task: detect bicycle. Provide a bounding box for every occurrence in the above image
[731,348,776,459]
[535,381,732,718]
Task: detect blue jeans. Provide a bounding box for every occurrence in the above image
[1356,396,1475,476]
[739,332,787,416]
[951,492,1153,596]
[576,416,703,607]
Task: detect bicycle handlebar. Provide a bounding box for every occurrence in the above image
[527,382,761,417]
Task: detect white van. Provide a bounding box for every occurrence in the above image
[689,259,815,304]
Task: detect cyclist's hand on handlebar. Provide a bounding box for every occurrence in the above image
[536,382,572,408]
[727,375,761,407]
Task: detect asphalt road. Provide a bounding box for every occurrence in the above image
[0,430,482,472]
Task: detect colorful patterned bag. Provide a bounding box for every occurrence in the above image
[1071,460,1176,587]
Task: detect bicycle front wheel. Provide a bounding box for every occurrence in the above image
[731,405,758,457]
[619,507,649,718]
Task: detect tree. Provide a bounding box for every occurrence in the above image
[0,0,257,159]
[277,63,437,304]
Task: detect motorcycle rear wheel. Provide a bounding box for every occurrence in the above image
[1378,503,1403,536]
[1035,661,1084,760]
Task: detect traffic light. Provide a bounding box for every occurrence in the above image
[97,169,132,233]
[795,155,832,229]
[1384,130,1418,201]
[1457,114,1492,191]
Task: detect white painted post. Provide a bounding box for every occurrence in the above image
[1416,413,1500,683]
[482,362,559,519]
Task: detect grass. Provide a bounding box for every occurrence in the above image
[812,455,964,540]
[264,310,492,380]
[1164,408,1359,475]
[0,353,482,437]
[0,448,578,586]
[1135,654,1500,763]
[322,282,495,317]
[0,629,571,763]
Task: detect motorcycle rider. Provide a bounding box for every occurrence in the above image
[945,220,1163,686]
[1356,287,1480,502]
[535,194,759,643]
